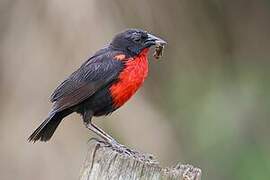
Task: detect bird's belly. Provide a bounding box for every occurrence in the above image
[110,55,148,108]
[75,84,117,116]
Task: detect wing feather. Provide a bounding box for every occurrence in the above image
[50,50,124,112]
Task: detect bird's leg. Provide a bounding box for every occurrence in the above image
[83,110,116,143]
[83,111,135,156]
[90,122,117,143]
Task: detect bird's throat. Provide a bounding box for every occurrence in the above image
[110,48,149,108]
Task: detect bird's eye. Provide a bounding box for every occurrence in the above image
[131,32,141,42]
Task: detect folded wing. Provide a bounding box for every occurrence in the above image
[50,51,123,113]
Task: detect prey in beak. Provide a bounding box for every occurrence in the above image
[145,33,167,60]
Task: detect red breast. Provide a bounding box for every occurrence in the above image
[110,48,149,108]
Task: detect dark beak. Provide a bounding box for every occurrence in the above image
[144,33,167,47]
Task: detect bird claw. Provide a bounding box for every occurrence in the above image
[90,138,158,164]
[99,139,140,157]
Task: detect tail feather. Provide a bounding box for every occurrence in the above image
[28,110,71,142]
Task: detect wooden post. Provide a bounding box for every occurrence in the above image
[79,139,202,180]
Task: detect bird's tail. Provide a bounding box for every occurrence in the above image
[28,110,71,142]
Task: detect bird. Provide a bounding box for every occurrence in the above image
[28,29,166,147]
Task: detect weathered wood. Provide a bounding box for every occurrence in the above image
[79,139,201,180]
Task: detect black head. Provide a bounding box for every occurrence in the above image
[110,29,166,56]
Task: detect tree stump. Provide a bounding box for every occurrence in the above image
[79,139,201,180]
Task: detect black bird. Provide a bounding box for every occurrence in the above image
[28,29,166,146]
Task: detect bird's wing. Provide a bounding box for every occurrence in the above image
[49,51,123,113]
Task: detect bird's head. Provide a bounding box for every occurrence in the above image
[110,29,167,56]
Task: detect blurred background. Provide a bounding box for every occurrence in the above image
[0,0,270,179]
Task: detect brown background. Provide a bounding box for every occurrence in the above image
[0,0,270,179]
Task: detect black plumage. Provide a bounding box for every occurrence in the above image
[28,29,166,143]
[29,48,124,142]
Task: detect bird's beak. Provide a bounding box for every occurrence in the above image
[144,33,167,47]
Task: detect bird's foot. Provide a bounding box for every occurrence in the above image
[87,137,134,155]
[88,137,158,164]
[103,140,156,163]
[104,139,137,156]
